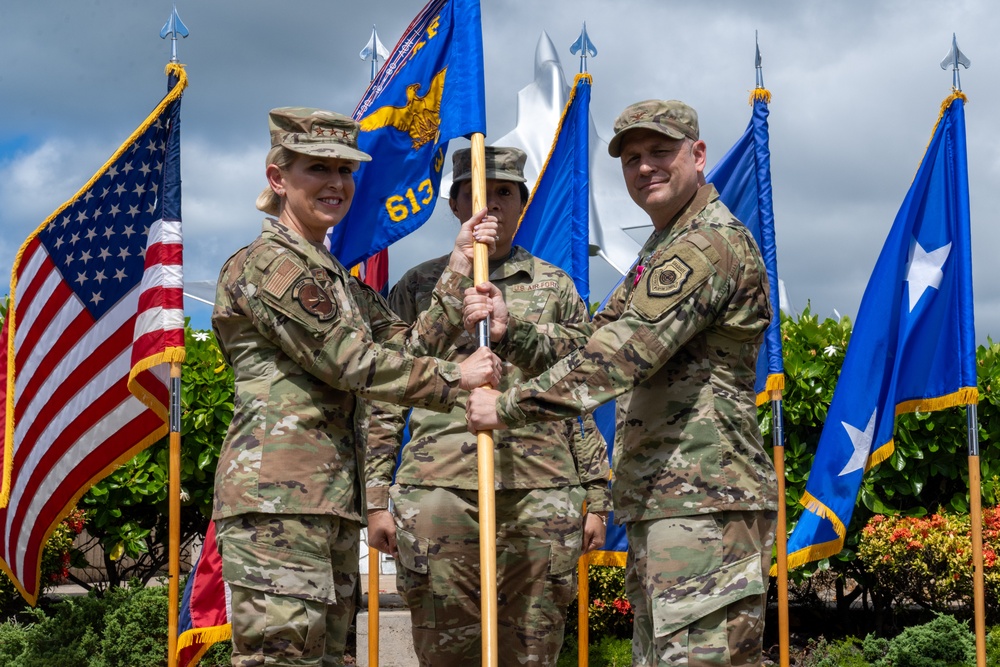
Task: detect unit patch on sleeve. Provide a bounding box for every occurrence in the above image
[293,277,338,321]
[629,244,713,321]
[647,257,692,298]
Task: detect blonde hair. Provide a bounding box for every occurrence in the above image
[255,145,298,216]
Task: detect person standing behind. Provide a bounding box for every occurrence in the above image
[464,101,778,666]
[366,146,612,666]
[212,107,502,667]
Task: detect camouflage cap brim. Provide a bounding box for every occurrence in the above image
[279,138,372,162]
[607,121,689,158]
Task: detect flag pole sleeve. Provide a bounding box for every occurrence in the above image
[770,390,790,667]
[168,361,182,667]
[470,131,499,667]
[368,546,380,667]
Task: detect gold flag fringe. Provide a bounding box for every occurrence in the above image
[585,550,628,568]
[176,623,233,664]
[755,373,785,407]
[749,88,772,105]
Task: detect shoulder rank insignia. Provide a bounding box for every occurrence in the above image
[647,256,692,298]
[293,277,337,321]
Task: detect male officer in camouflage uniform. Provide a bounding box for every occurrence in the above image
[365,146,612,666]
[212,107,502,666]
[464,101,778,666]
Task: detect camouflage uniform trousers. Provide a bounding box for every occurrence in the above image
[625,510,777,666]
[390,484,586,667]
[215,513,360,667]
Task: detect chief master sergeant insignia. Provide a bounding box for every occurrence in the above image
[293,278,337,321]
[648,256,692,298]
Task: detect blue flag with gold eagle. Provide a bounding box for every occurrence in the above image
[327,0,486,269]
[782,93,977,572]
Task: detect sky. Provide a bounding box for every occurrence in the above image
[1,0,998,341]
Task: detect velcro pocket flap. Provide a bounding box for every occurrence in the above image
[220,535,335,605]
[652,552,765,638]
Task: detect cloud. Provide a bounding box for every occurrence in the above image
[1,0,997,341]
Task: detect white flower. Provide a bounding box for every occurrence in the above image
[193,331,210,341]
[823,345,839,357]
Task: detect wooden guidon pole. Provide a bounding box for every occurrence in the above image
[167,361,182,667]
[770,389,790,667]
[968,404,986,667]
[368,546,380,667]
[470,132,499,667]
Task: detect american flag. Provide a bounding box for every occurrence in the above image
[0,65,187,604]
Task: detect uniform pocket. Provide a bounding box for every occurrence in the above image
[651,551,766,639]
[220,535,336,604]
[394,526,439,629]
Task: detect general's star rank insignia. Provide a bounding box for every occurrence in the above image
[647,257,692,298]
[293,278,337,321]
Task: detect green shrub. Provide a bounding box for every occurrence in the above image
[858,508,1000,614]
[800,636,868,667]
[558,634,631,666]
[0,620,31,666]
[586,565,633,640]
[7,594,107,666]
[96,585,170,667]
[873,613,975,667]
[0,509,86,618]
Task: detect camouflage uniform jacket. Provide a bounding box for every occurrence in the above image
[484,186,778,522]
[366,247,612,513]
[212,218,468,523]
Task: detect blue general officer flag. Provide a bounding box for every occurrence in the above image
[783,93,977,571]
[327,0,486,269]
[707,89,784,406]
[513,73,592,304]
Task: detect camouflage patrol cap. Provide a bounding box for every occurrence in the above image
[452,146,527,183]
[268,107,372,162]
[607,100,700,157]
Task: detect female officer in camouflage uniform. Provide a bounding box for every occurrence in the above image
[365,146,612,666]
[211,107,502,667]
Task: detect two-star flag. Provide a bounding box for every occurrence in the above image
[0,64,187,603]
[327,0,486,271]
[706,89,784,405]
[783,92,977,571]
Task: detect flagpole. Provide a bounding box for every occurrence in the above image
[368,547,380,667]
[167,361,182,667]
[577,555,589,667]
[470,131,499,667]
[160,12,188,667]
[357,26,388,666]
[770,389,790,667]
[967,405,986,667]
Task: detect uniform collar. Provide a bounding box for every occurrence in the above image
[640,183,720,255]
[488,246,535,282]
[260,217,345,275]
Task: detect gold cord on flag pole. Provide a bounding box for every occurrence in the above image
[770,388,790,667]
[470,131,499,667]
[368,546,380,667]
[167,361,182,667]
